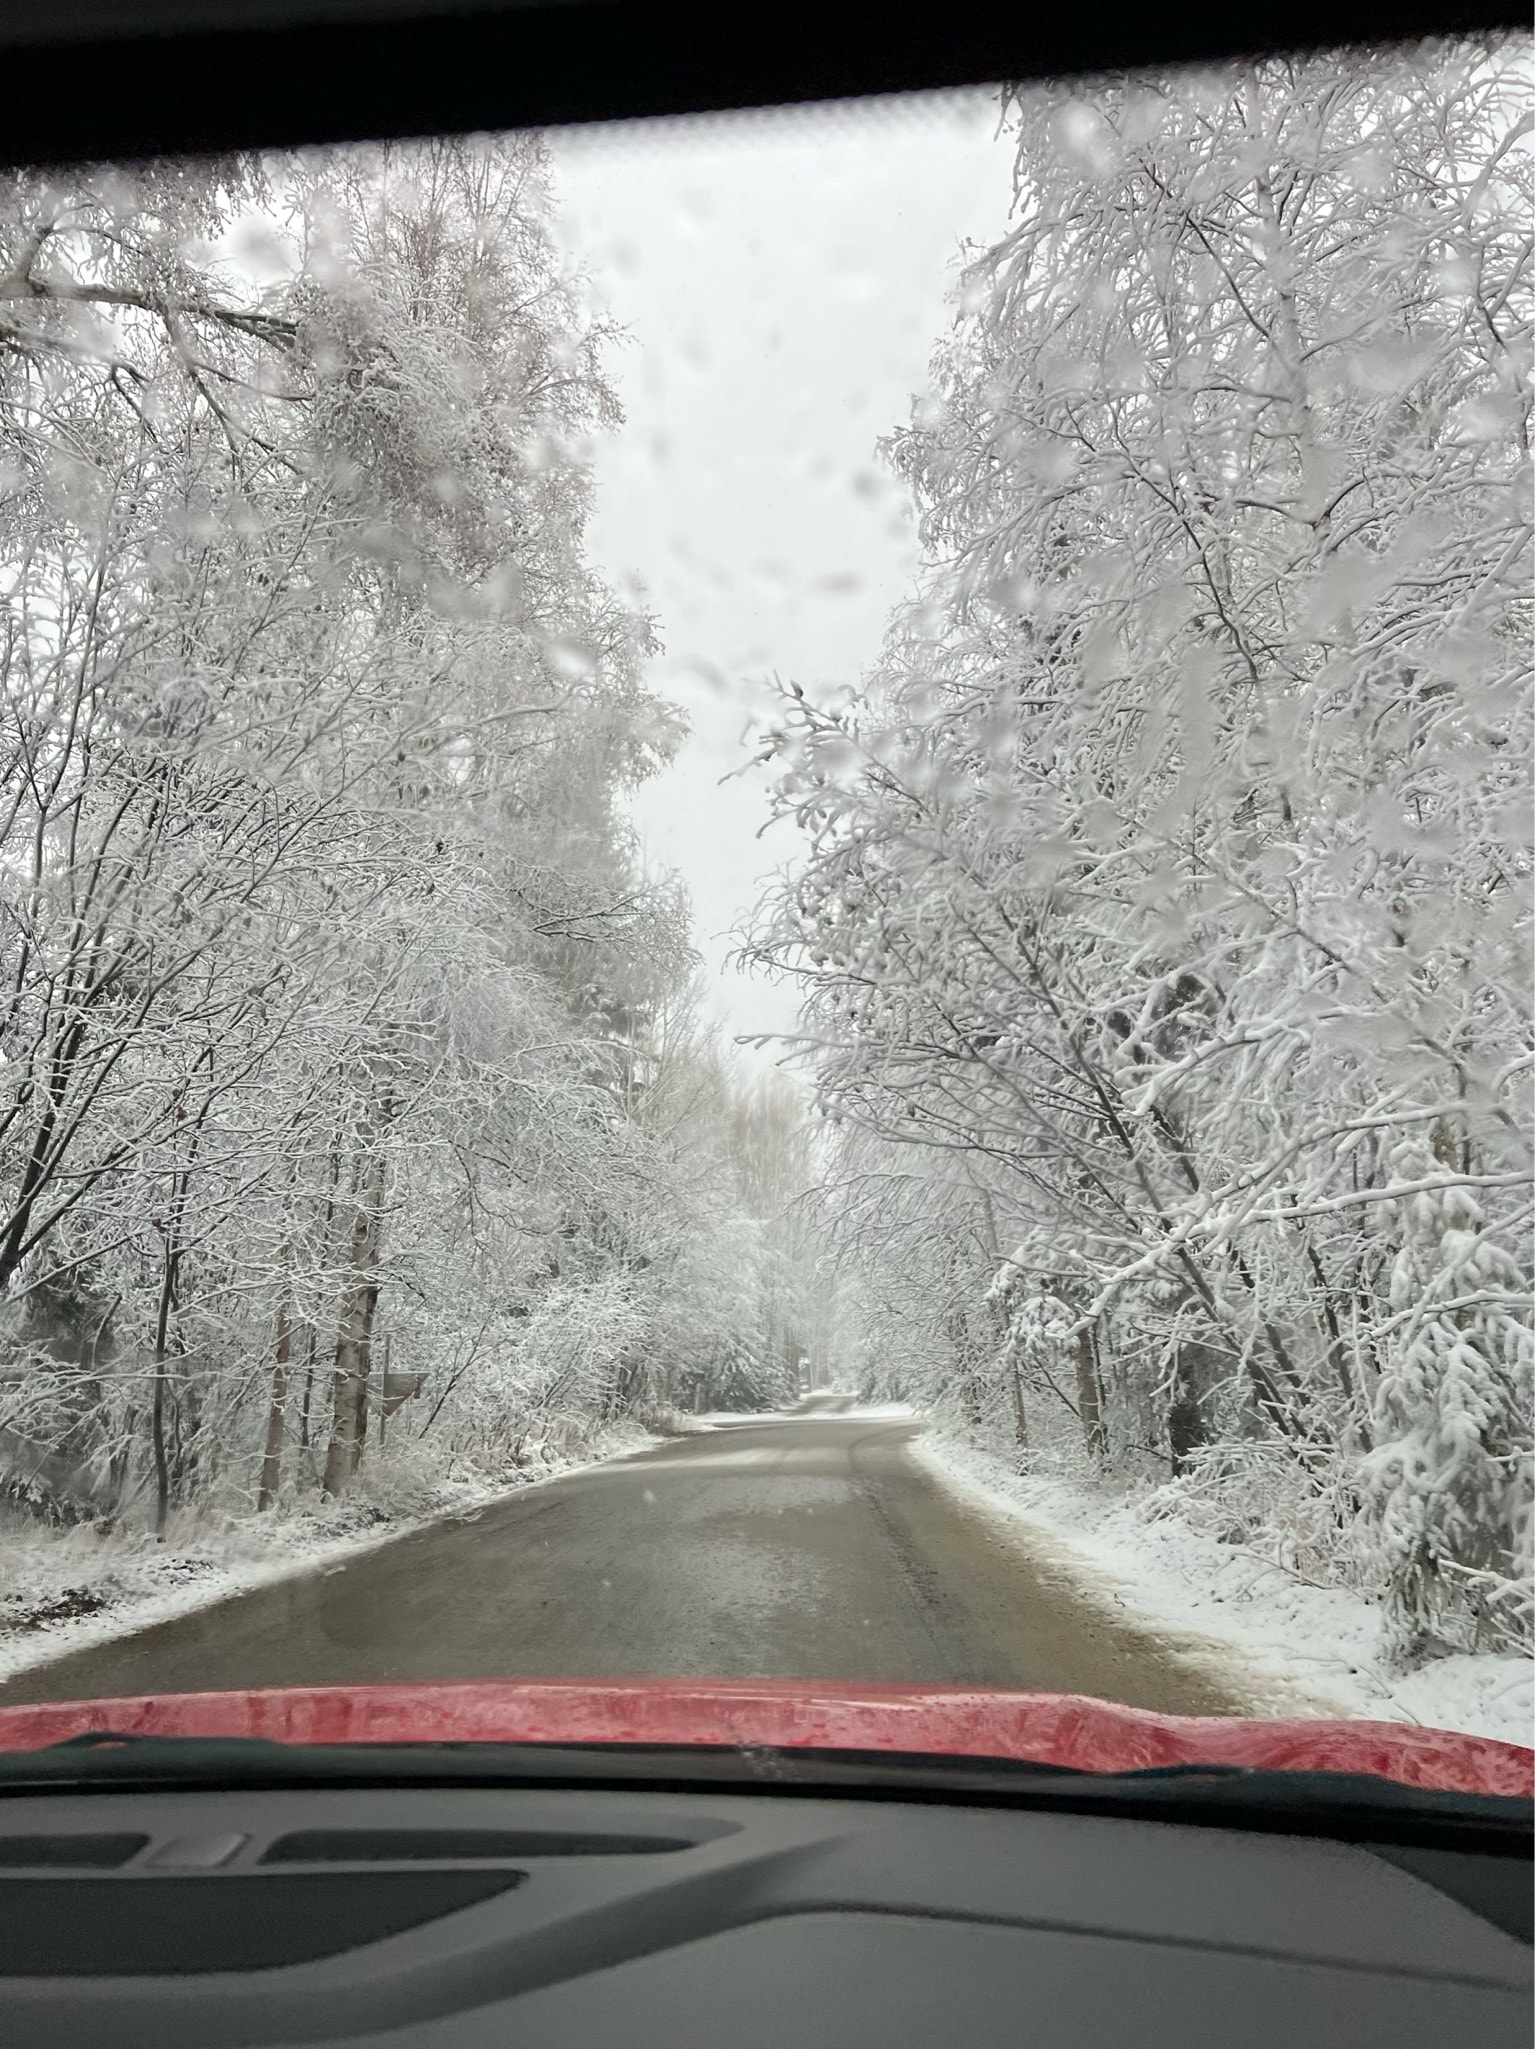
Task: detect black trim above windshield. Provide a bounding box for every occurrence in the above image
[0,0,1527,166]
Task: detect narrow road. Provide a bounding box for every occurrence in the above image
[0,1415,1254,1713]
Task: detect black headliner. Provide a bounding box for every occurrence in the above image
[0,0,1525,165]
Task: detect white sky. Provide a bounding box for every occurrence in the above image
[548,91,1015,1071]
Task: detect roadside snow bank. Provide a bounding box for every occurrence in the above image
[0,1423,658,1690]
[915,1435,1533,1748]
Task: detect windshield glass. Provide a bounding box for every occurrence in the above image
[0,35,1530,1759]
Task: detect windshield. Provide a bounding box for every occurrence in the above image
[0,36,1529,1765]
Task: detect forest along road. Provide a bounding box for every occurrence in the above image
[0,1415,1258,1714]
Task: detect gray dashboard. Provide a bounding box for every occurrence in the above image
[0,1783,1528,2047]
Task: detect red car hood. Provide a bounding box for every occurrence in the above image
[0,1679,1529,1797]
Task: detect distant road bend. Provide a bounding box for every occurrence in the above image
[0,1408,1257,1714]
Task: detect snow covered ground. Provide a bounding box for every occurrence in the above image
[0,1424,659,1691]
[916,1433,1534,1748]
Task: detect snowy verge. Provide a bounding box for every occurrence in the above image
[0,1423,660,1691]
[914,1434,1534,1749]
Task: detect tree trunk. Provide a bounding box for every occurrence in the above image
[1168,1342,1213,1474]
[1009,1353,1029,1451]
[257,1295,292,1511]
[150,1240,177,1539]
[299,1331,316,1448]
[324,1137,388,1497]
[377,1333,391,1450]
[1076,1324,1106,1459]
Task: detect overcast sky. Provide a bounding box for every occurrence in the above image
[548,91,1015,1070]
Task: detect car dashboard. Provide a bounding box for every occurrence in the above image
[0,1778,1528,2048]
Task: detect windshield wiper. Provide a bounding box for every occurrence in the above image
[1,1731,1529,1854]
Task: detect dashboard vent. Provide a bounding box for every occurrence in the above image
[0,1834,148,1869]
[0,1871,524,1975]
[261,1827,694,1863]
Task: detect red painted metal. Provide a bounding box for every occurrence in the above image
[0,1679,1529,1796]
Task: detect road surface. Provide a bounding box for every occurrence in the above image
[0,1413,1258,1713]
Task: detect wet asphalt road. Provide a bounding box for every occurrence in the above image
[0,1413,1254,1713]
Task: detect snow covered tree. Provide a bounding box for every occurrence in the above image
[751,38,1533,1643]
[1363,1139,1533,1656]
[0,137,785,1525]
